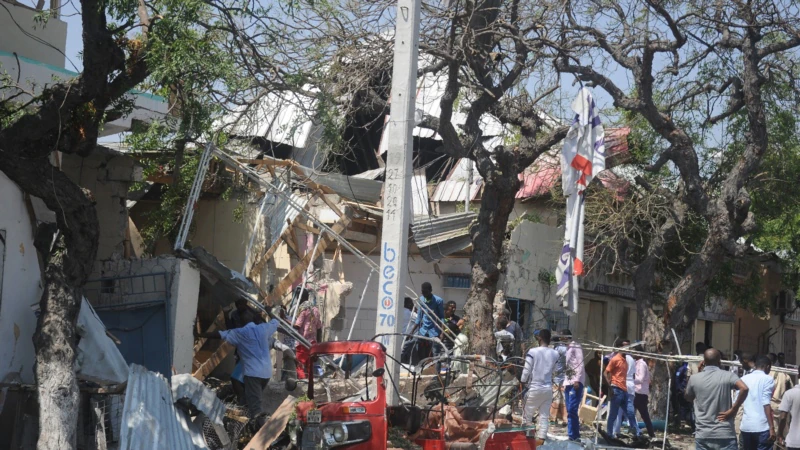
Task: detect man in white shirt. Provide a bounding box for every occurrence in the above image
[633,348,655,438]
[521,329,560,439]
[735,352,756,449]
[778,384,800,450]
[400,297,417,366]
[740,355,776,449]
[614,339,641,437]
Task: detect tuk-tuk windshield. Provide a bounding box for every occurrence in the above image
[311,353,378,404]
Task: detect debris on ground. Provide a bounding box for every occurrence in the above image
[244,395,296,450]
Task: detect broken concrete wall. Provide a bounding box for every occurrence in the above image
[131,193,276,291]
[60,148,143,277]
[85,256,200,375]
[0,172,41,384]
[170,259,201,374]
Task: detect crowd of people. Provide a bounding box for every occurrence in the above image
[518,331,800,449]
[192,282,800,449]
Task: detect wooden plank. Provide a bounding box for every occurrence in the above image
[352,217,378,227]
[249,218,297,276]
[193,310,225,353]
[282,233,300,257]
[244,395,297,450]
[236,158,294,167]
[287,219,301,254]
[266,209,352,305]
[343,229,376,244]
[295,221,321,235]
[317,191,344,217]
[193,342,234,381]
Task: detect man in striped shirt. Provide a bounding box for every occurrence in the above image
[562,330,585,441]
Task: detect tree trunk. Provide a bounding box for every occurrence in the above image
[34,240,83,450]
[464,174,519,357]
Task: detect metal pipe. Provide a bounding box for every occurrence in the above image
[346,270,375,341]
[594,348,608,445]
[175,143,214,250]
[292,234,319,322]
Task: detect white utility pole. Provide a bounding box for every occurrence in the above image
[376,0,420,405]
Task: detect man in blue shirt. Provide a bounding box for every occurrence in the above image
[196,302,280,426]
[407,282,445,370]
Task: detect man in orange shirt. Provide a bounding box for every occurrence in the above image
[605,341,640,438]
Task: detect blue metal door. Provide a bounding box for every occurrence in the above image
[96,302,171,377]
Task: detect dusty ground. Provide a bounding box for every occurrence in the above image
[544,420,697,449]
[254,377,701,450]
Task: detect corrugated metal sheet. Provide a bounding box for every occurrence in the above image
[76,297,129,385]
[432,158,482,202]
[295,166,383,204]
[516,165,560,199]
[411,212,476,262]
[171,374,226,427]
[120,364,207,450]
[216,90,316,148]
[263,178,309,248]
[411,169,430,216]
[352,167,385,180]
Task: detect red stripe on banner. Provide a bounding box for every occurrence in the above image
[571,154,593,176]
[573,258,584,276]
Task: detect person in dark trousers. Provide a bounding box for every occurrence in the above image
[685,348,749,450]
[400,297,417,365]
[633,347,655,438]
[196,303,280,429]
[226,298,265,404]
[674,361,696,432]
[739,355,775,449]
[406,282,445,369]
[562,330,585,442]
[442,300,464,351]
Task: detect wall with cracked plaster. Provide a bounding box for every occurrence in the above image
[0,172,42,384]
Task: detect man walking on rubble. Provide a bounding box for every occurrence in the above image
[521,329,560,440]
[685,348,749,450]
[739,355,776,449]
[196,302,281,429]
